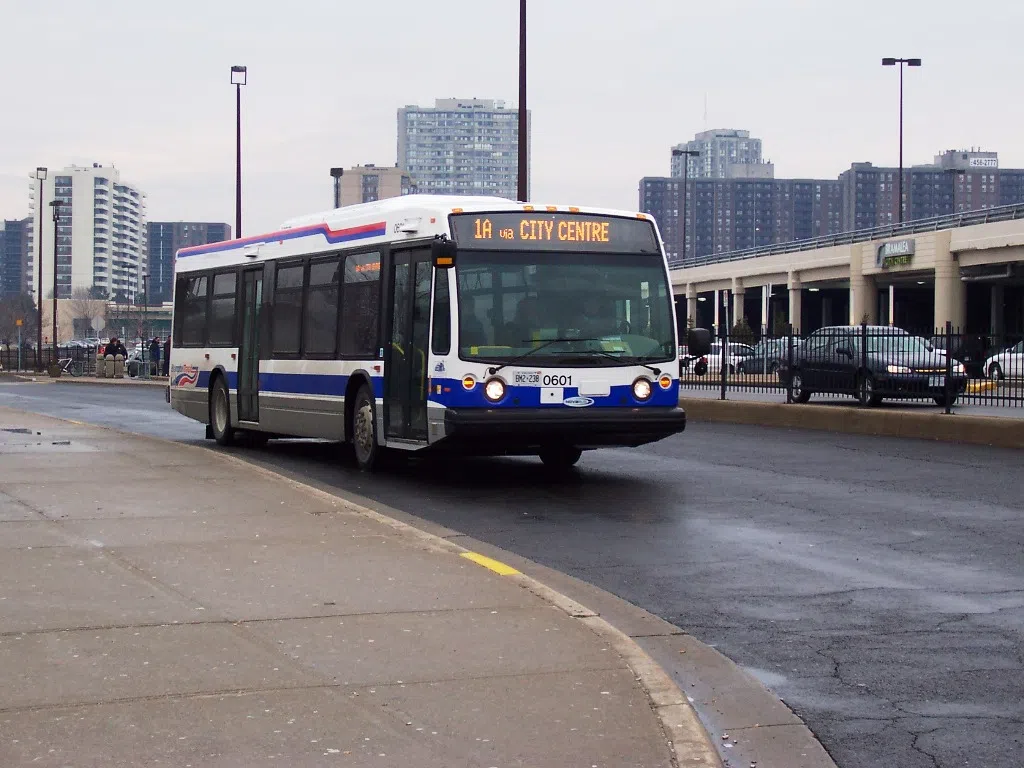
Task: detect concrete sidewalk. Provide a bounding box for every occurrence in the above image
[0,407,718,768]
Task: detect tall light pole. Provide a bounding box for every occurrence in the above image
[34,167,47,370]
[672,148,700,263]
[231,65,247,237]
[517,0,528,202]
[49,199,60,367]
[330,167,344,208]
[882,57,921,224]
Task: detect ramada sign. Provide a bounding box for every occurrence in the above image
[877,238,915,268]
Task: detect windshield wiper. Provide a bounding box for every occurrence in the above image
[572,348,663,375]
[485,338,598,376]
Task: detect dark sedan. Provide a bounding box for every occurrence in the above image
[782,326,968,407]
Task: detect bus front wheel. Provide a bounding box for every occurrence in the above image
[352,384,381,471]
[539,445,582,470]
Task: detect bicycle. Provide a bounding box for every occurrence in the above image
[57,357,85,376]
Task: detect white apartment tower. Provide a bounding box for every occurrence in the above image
[28,163,147,301]
[670,129,770,180]
[397,98,530,200]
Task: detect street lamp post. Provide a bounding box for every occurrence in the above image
[34,166,47,370]
[49,199,60,368]
[231,65,247,237]
[881,57,922,224]
[517,0,528,202]
[330,167,344,208]
[671,148,700,263]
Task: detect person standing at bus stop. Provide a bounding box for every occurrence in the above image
[162,336,170,376]
[149,337,161,376]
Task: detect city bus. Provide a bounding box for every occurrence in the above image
[168,195,710,470]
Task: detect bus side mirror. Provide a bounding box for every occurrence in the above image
[432,239,457,268]
[687,328,711,357]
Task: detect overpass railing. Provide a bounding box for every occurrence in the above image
[668,202,1024,270]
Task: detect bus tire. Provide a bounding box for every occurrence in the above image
[351,383,381,471]
[209,375,235,446]
[539,445,582,470]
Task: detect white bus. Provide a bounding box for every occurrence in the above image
[168,195,709,470]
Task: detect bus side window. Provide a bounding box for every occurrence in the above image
[272,264,304,356]
[180,275,208,347]
[340,251,381,357]
[431,269,450,355]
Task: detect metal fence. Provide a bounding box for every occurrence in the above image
[680,323,1024,411]
[0,344,105,376]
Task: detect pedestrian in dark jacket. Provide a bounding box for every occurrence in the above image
[105,338,127,358]
[162,337,171,376]
[149,337,161,376]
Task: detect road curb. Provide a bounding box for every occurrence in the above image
[681,397,1024,449]
[0,405,722,768]
[52,377,168,388]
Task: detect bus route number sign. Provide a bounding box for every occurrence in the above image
[450,212,659,253]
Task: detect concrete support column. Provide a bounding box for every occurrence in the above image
[787,272,802,333]
[685,284,697,328]
[991,284,1005,337]
[731,278,745,328]
[849,244,877,325]
[933,231,965,330]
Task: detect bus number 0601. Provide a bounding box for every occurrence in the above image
[543,374,572,386]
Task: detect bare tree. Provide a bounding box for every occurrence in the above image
[0,293,38,345]
[69,287,102,338]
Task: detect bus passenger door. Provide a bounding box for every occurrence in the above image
[385,247,431,441]
[237,268,262,422]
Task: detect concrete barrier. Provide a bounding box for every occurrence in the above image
[681,397,1024,450]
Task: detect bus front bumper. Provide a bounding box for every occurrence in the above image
[441,406,686,452]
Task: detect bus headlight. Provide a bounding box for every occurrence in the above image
[484,378,506,402]
[632,378,653,401]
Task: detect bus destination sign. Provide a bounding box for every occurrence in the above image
[450,212,659,253]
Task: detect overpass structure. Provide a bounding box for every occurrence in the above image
[669,203,1024,337]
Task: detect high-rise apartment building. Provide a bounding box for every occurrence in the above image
[27,163,146,301]
[640,177,843,265]
[0,218,30,298]
[838,149,1024,230]
[146,222,231,303]
[670,129,770,180]
[334,164,415,206]
[645,145,1024,265]
[397,98,529,200]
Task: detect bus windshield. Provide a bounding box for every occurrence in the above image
[455,250,675,364]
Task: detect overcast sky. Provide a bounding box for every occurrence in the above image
[2,0,1022,235]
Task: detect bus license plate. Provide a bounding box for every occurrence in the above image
[929,375,945,388]
[514,370,541,385]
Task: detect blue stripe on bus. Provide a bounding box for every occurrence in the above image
[426,379,680,408]
[195,371,383,398]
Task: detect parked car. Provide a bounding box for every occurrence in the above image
[781,325,968,407]
[737,337,799,375]
[683,342,754,376]
[983,340,1024,380]
[927,333,990,378]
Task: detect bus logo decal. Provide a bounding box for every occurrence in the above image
[563,396,594,408]
[172,365,200,388]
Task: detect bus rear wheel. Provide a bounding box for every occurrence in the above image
[539,445,582,470]
[209,376,235,446]
[351,384,381,472]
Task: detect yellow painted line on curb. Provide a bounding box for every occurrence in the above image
[460,552,520,576]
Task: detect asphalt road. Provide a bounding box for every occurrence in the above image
[2,380,1022,768]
